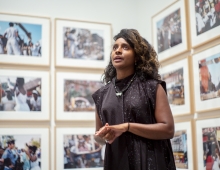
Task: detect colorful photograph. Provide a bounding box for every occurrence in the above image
[161,68,184,106]
[63,134,104,169]
[202,126,220,170]
[64,79,103,112]
[0,134,41,170]
[194,0,220,35]
[171,130,188,169]
[198,53,220,101]
[0,76,42,112]
[63,27,104,60]
[0,21,42,56]
[156,8,182,53]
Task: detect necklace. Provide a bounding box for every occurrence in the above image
[113,73,137,97]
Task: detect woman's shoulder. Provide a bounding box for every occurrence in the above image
[141,77,166,87]
[140,77,167,94]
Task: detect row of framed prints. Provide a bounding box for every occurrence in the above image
[152,0,220,61]
[0,117,219,170]
[0,13,111,68]
[1,44,219,121]
[1,0,220,68]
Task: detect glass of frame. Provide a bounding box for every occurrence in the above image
[0,13,50,66]
[171,121,193,170]
[188,0,220,48]
[0,127,49,170]
[56,72,103,121]
[0,69,50,120]
[196,117,220,170]
[159,58,190,116]
[192,44,220,112]
[56,127,104,170]
[55,18,111,68]
[152,0,188,62]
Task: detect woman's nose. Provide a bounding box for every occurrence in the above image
[115,47,122,54]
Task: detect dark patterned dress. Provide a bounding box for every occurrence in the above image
[92,74,176,170]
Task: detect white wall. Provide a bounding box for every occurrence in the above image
[0,0,186,169]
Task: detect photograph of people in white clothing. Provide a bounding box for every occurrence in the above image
[0,21,42,57]
[156,8,182,53]
[194,0,220,35]
[0,135,41,170]
[63,134,104,169]
[0,76,41,112]
[63,27,104,60]
[64,79,103,112]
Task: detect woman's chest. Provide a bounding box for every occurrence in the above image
[101,83,151,123]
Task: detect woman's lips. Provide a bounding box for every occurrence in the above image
[114,56,123,62]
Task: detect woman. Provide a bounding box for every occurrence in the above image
[92,29,176,170]
[13,78,30,111]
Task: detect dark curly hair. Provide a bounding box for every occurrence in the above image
[102,29,161,84]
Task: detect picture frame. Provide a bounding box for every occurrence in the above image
[55,72,103,121]
[188,0,220,48]
[55,18,112,68]
[171,121,193,170]
[0,127,50,170]
[0,69,50,120]
[0,13,50,66]
[151,0,188,62]
[195,117,220,170]
[56,127,104,170]
[192,44,220,112]
[159,57,191,116]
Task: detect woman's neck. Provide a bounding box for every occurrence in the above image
[116,69,135,80]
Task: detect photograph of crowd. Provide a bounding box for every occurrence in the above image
[0,21,42,56]
[0,76,42,112]
[170,130,188,169]
[0,135,41,170]
[63,134,104,169]
[161,68,185,106]
[202,126,220,170]
[64,79,103,112]
[63,27,104,60]
[156,8,182,53]
[198,53,220,101]
[194,0,220,35]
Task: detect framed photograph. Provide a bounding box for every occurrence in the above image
[0,69,50,120]
[196,117,220,170]
[56,72,103,121]
[170,121,193,170]
[56,127,104,170]
[55,18,111,68]
[0,13,50,66]
[152,0,188,61]
[159,58,190,116]
[188,0,220,48]
[0,127,49,170]
[192,44,220,112]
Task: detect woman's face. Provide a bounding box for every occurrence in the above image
[111,38,135,71]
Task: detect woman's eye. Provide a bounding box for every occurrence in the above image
[123,46,128,49]
[112,46,117,50]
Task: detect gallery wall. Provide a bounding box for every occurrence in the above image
[0,0,220,170]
